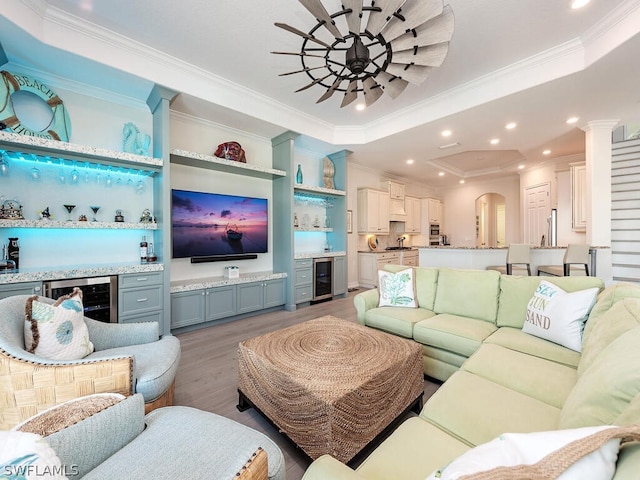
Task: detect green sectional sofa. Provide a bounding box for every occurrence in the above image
[302,267,640,480]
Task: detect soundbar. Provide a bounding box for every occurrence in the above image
[191,254,258,263]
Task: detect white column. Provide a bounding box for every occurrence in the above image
[581,120,619,248]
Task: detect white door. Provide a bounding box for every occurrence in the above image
[496,203,506,246]
[524,183,550,245]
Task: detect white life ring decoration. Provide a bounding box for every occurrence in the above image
[0,70,72,142]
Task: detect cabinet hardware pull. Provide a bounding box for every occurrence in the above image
[137,298,148,302]
[137,277,148,282]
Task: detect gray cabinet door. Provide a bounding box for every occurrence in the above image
[0,282,42,299]
[206,285,237,321]
[333,255,347,296]
[264,278,286,308]
[171,290,205,329]
[237,282,264,314]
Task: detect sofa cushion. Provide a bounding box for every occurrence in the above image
[433,269,500,322]
[584,283,640,345]
[496,275,604,328]
[421,371,561,447]
[579,297,640,376]
[355,416,470,480]
[24,288,94,360]
[365,307,436,338]
[378,268,417,307]
[0,430,66,479]
[414,267,439,310]
[425,425,624,480]
[560,327,640,429]
[462,343,577,409]
[413,314,497,358]
[484,327,580,368]
[521,280,598,352]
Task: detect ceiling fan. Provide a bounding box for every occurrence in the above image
[273,0,455,108]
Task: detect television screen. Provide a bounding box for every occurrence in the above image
[171,189,268,258]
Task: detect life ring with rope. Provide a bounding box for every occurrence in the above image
[0,70,71,142]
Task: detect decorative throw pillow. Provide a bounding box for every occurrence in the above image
[521,280,599,352]
[378,268,417,308]
[425,425,632,480]
[0,430,68,479]
[24,287,94,361]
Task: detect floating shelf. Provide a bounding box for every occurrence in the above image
[170,149,286,179]
[0,220,158,230]
[294,184,346,197]
[294,227,333,232]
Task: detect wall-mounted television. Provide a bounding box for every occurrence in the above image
[171,189,268,259]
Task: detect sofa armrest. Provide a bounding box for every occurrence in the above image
[354,289,379,325]
[301,455,368,480]
[86,318,159,350]
[44,393,145,479]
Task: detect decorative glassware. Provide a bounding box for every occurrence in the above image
[63,204,76,221]
[90,206,101,222]
[296,164,303,184]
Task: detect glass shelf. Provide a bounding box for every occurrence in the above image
[0,220,158,230]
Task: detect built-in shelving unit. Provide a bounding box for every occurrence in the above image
[170,148,286,179]
[0,220,158,229]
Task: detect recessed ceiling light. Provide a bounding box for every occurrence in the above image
[355,103,366,111]
[571,0,590,9]
[566,116,579,124]
[439,142,460,150]
[505,122,517,130]
[490,138,500,145]
[459,179,465,184]
[406,159,414,165]
[518,164,525,170]
[438,172,445,177]
[441,129,452,137]
[543,149,552,155]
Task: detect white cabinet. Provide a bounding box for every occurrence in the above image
[386,180,405,200]
[357,188,390,234]
[358,251,400,288]
[427,198,442,224]
[404,196,422,233]
[571,162,586,232]
[400,249,419,266]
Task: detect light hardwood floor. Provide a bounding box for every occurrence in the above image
[173,290,440,480]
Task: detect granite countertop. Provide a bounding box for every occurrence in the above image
[171,271,287,293]
[294,251,346,259]
[414,245,610,250]
[0,262,164,284]
[357,248,418,253]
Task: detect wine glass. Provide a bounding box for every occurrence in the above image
[90,206,100,222]
[63,204,76,222]
[69,165,79,184]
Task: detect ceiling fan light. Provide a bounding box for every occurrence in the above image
[346,36,370,74]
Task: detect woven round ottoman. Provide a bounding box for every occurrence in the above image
[237,315,424,463]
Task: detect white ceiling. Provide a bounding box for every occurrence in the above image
[2,0,640,187]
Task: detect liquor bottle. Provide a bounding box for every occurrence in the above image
[8,237,19,269]
[296,164,303,184]
[147,243,157,262]
[140,235,148,262]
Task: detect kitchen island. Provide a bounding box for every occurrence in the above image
[416,245,612,284]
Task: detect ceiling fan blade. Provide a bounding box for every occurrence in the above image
[279,66,326,76]
[342,0,362,34]
[374,71,409,99]
[392,43,449,67]
[381,0,443,43]
[390,5,454,51]
[275,22,331,48]
[362,77,383,107]
[340,80,358,107]
[295,73,333,92]
[316,77,343,103]
[385,63,432,85]
[366,0,407,37]
[298,0,343,39]
[271,51,327,58]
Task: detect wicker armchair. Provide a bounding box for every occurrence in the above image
[0,294,180,429]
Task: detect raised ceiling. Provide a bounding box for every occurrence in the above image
[1,0,640,187]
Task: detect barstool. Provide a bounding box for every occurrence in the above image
[537,244,590,276]
[486,244,532,275]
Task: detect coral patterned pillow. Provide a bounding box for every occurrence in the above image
[24,287,94,360]
[378,268,417,308]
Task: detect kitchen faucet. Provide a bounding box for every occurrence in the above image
[398,236,405,248]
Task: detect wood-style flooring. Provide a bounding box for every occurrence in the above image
[173,291,441,480]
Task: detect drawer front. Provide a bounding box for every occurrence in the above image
[295,268,313,286]
[378,252,400,261]
[402,257,419,266]
[295,285,313,303]
[119,272,163,288]
[120,310,163,324]
[295,259,313,269]
[120,285,163,316]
